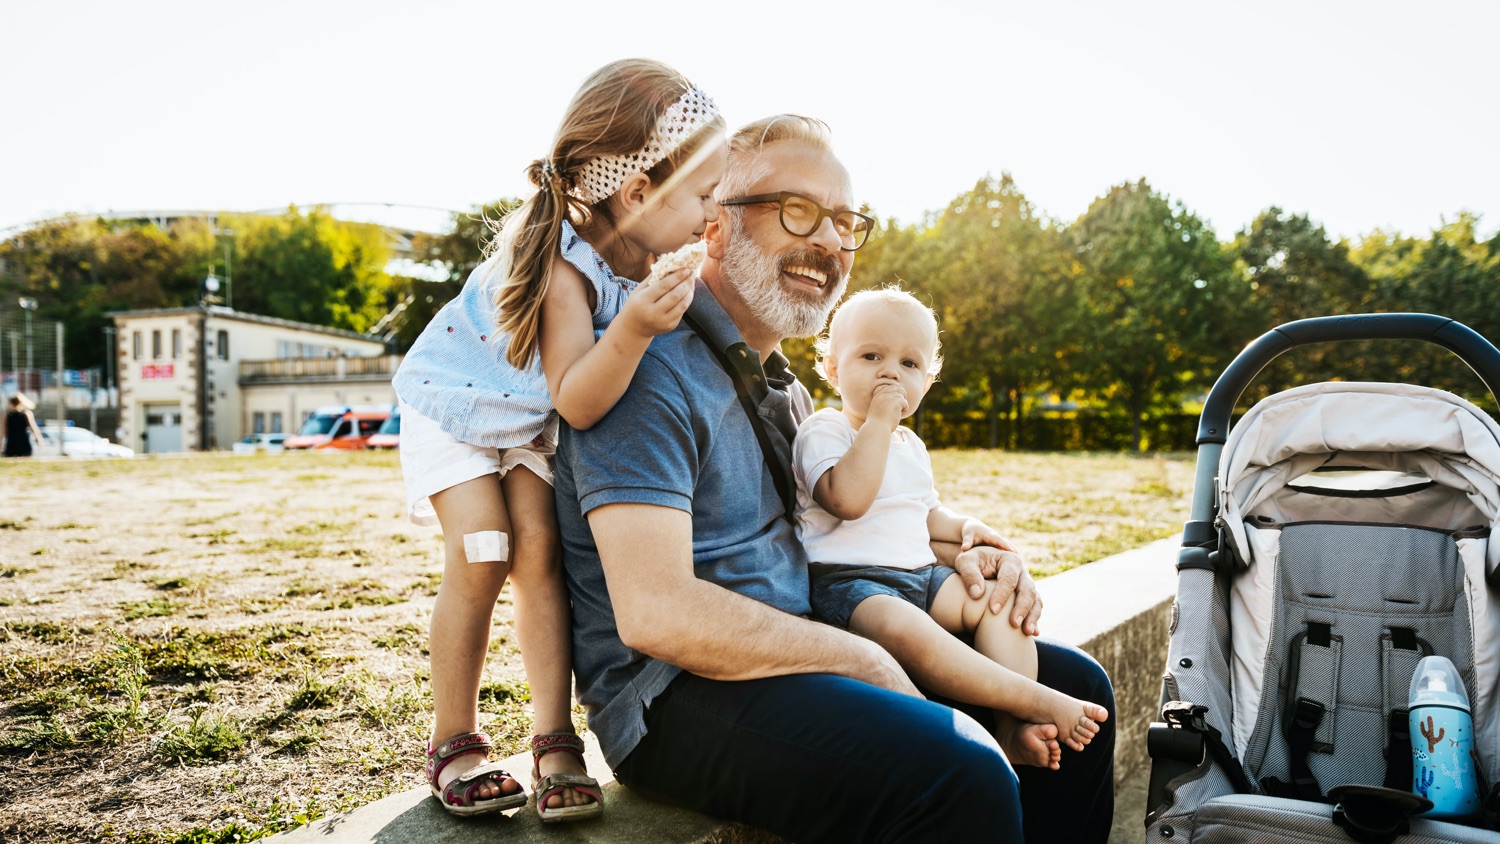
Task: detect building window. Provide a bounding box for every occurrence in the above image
[152,330,162,359]
[133,331,142,361]
[270,412,283,433]
[216,330,229,361]
[171,329,182,358]
[277,340,335,358]
[252,412,266,434]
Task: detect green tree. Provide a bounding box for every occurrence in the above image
[2,216,106,369]
[226,207,395,333]
[1380,214,1500,404]
[1,216,215,371]
[1067,180,1248,451]
[1233,208,1372,396]
[391,199,522,351]
[919,175,1077,448]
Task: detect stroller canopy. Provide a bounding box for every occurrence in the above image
[1219,380,1500,579]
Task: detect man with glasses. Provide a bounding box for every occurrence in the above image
[555,115,1115,842]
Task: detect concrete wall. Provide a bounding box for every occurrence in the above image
[1036,536,1179,786]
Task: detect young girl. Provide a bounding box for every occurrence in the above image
[392,58,726,822]
[792,287,1109,770]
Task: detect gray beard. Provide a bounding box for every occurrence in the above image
[720,230,848,340]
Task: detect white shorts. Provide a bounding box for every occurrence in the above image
[397,399,558,526]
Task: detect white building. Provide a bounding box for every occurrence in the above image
[111,305,397,453]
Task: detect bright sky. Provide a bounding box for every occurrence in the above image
[3,0,1497,243]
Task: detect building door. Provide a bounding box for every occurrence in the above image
[145,404,182,453]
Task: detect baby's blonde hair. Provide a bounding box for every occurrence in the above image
[814,285,944,384]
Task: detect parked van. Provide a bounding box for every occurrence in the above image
[365,405,400,450]
[283,405,390,451]
[232,432,289,455]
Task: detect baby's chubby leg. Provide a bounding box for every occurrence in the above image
[929,576,1109,753]
[846,593,1044,767]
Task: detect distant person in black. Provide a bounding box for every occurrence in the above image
[3,394,43,457]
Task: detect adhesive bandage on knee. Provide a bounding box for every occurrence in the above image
[462,530,509,563]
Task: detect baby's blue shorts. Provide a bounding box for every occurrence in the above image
[808,562,957,628]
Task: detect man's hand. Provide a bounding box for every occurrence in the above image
[952,544,1041,635]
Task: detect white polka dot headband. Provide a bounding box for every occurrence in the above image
[568,86,720,205]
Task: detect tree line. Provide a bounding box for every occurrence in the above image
[2,184,1495,451]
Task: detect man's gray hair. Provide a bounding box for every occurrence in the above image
[716,114,834,203]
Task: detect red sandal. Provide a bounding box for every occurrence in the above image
[425,732,528,816]
[531,732,604,822]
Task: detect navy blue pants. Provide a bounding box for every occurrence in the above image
[614,638,1115,843]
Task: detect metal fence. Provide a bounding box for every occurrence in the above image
[1,305,69,455]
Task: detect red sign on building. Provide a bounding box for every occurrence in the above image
[140,364,175,380]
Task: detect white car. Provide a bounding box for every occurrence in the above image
[38,425,135,458]
[232,432,289,455]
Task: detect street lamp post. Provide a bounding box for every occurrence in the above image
[18,297,36,397]
[223,239,233,310]
[210,227,234,311]
[103,325,116,408]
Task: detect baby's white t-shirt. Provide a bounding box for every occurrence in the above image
[792,408,940,570]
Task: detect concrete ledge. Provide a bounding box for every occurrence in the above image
[270,734,750,844]
[1036,536,1180,788]
[270,538,1182,843]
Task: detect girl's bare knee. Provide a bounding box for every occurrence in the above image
[506,524,560,580]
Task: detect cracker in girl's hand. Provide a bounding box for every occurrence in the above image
[640,241,706,288]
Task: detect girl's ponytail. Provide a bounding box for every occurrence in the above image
[494,158,574,370]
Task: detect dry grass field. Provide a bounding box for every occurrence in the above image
[0,448,1193,843]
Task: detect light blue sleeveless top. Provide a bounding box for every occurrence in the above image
[392,219,634,447]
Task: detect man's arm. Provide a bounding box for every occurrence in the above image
[589,501,920,695]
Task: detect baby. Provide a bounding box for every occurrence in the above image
[792,286,1108,768]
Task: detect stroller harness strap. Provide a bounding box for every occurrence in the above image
[1380,626,1428,791]
[1264,694,1329,801]
[1263,619,1339,802]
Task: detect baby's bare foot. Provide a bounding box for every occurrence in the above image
[1062,707,1106,751]
[1059,702,1108,751]
[995,716,1062,770]
[1028,688,1109,753]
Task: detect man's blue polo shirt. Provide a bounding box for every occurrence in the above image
[554,281,812,769]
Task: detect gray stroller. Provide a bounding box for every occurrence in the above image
[1145,314,1500,843]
